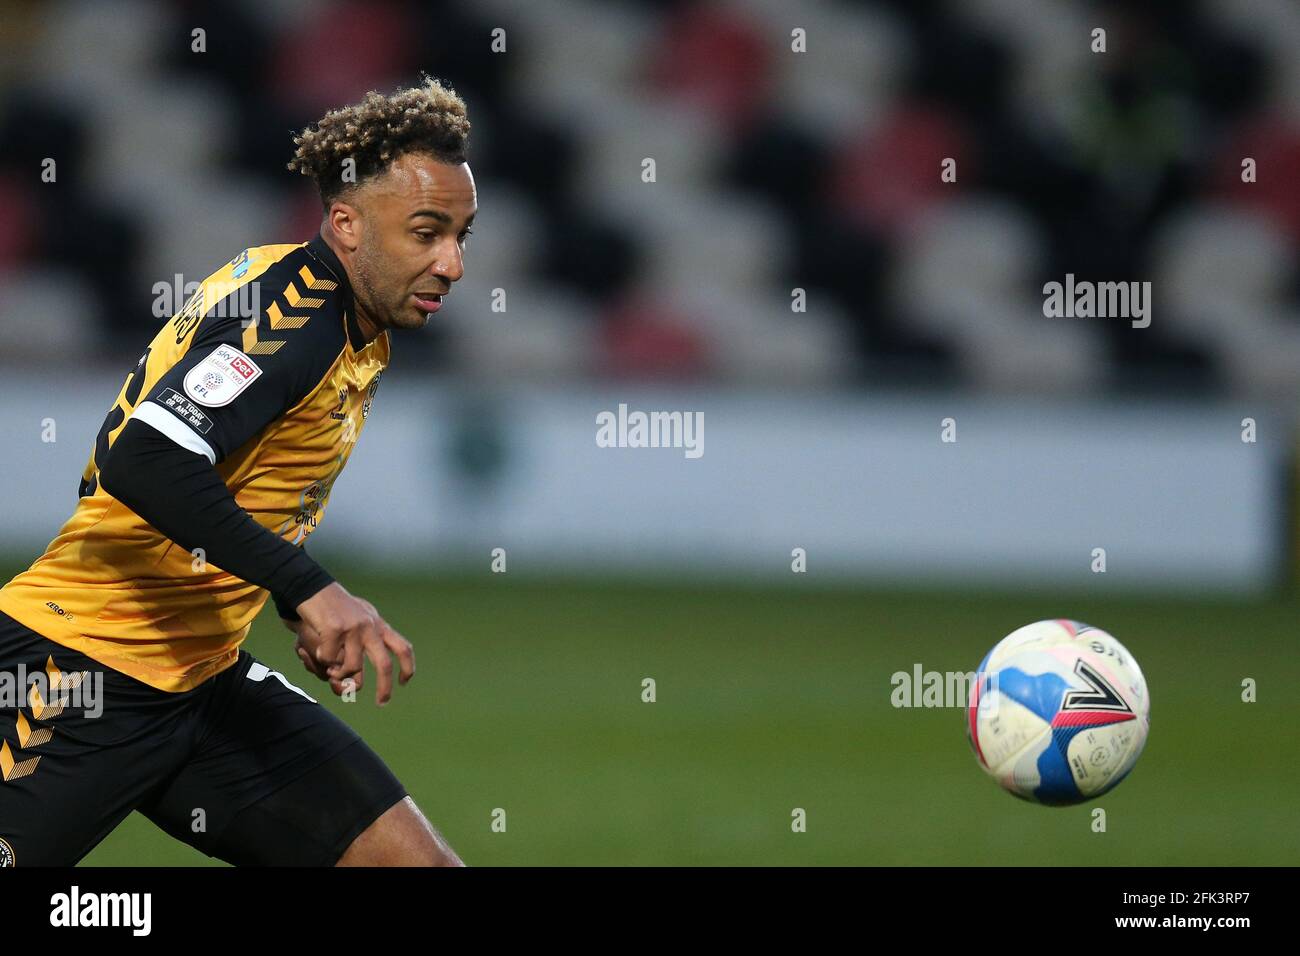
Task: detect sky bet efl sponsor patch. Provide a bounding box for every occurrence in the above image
[183,344,262,407]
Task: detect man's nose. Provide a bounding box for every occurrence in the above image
[433,240,464,283]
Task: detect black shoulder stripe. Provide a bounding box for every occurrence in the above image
[240,249,343,357]
[138,245,352,463]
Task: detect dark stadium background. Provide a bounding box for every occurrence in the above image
[0,0,1296,864]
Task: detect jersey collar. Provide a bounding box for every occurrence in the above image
[305,234,369,352]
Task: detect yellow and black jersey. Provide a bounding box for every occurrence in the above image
[0,236,388,692]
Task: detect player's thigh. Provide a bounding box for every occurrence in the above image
[0,613,193,866]
[138,652,409,866]
[337,794,464,866]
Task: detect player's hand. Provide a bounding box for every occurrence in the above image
[292,582,416,706]
[286,618,352,696]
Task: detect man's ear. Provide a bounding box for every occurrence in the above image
[326,200,363,253]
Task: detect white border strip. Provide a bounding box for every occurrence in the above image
[131,401,218,464]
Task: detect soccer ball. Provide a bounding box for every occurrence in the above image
[967,619,1150,806]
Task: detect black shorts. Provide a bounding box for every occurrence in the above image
[0,610,408,866]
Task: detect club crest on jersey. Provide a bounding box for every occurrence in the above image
[184,344,262,407]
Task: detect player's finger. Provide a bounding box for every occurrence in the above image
[381,624,415,685]
[295,644,322,678]
[333,646,363,691]
[313,632,342,669]
[296,639,332,679]
[331,628,366,681]
[364,635,395,706]
[340,665,362,693]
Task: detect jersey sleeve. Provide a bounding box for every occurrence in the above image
[130,305,346,464]
[98,417,337,614]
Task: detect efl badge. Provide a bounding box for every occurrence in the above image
[184,344,263,407]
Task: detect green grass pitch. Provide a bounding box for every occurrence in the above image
[3,564,1293,865]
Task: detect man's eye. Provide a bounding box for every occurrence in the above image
[459,229,473,242]
[414,231,434,241]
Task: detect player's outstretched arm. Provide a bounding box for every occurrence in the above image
[99,417,334,610]
[101,422,412,705]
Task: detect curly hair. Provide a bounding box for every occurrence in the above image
[287,76,471,206]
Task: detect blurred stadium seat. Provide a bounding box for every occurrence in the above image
[0,0,1296,399]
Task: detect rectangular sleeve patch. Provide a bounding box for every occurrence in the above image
[156,388,215,434]
[132,397,218,464]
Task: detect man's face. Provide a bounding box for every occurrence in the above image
[343,154,477,334]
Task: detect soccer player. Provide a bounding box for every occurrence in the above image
[0,77,476,866]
